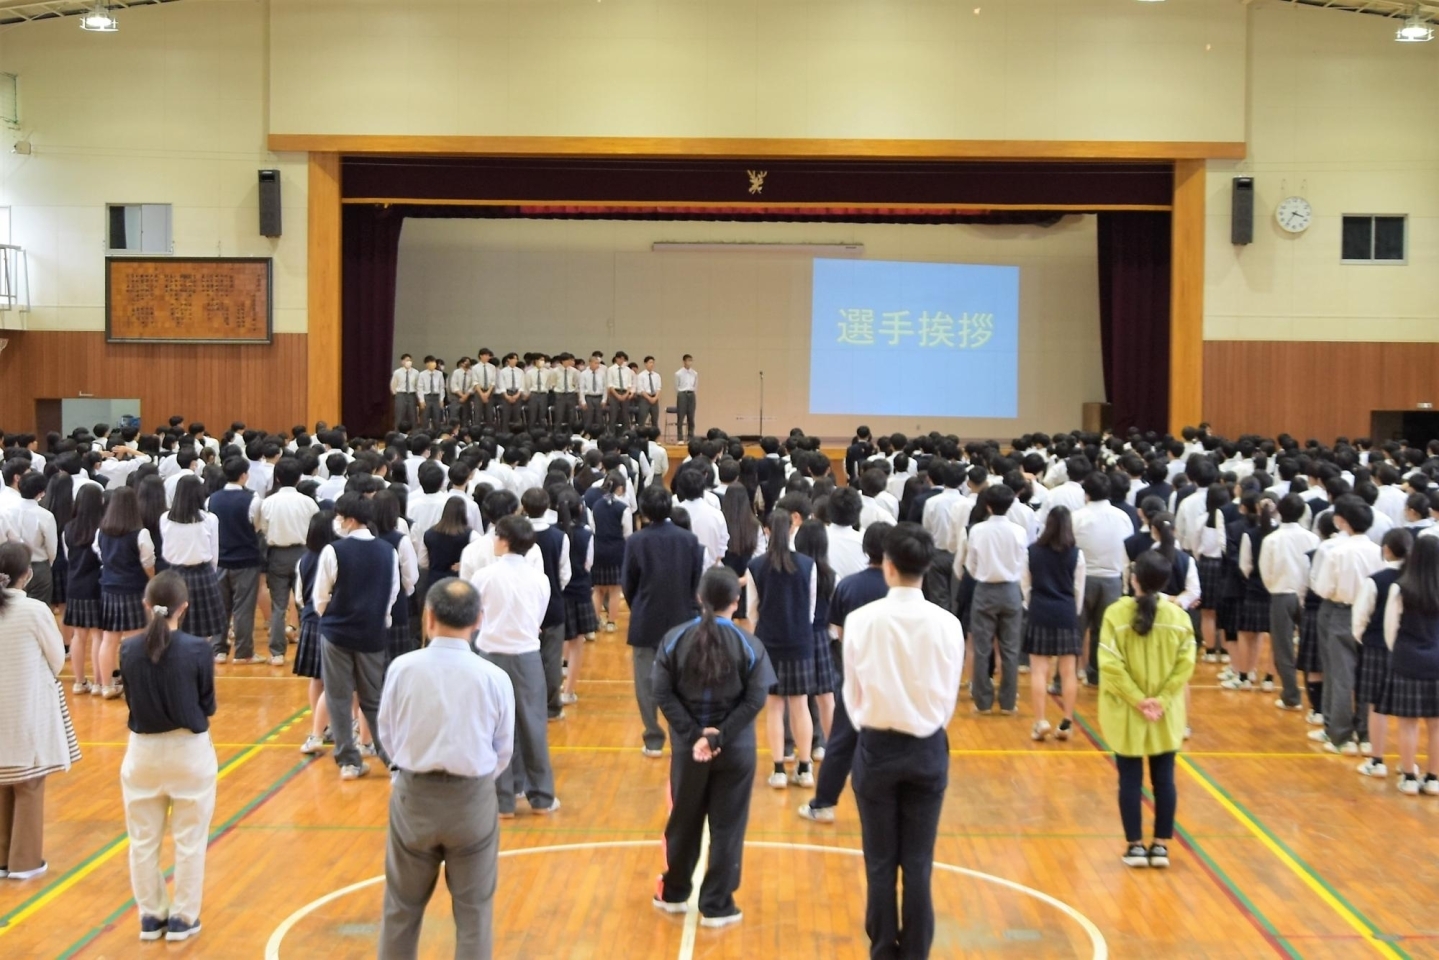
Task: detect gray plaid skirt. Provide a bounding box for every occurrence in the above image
[1356,644,1391,707]
[64,596,104,629]
[1377,672,1439,719]
[771,646,829,697]
[173,563,226,638]
[101,591,148,634]
[1197,556,1225,611]
[812,627,837,693]
[564,595,599,638]
[1297,598,1323,674]
[293,619,323,679]
[1023,623,1083,657]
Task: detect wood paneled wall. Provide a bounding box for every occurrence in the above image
[1168,160,1206,434]
[1202,340,1439,442]
[0,332,308,436]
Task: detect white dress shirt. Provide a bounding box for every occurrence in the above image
[964,515,1029,583]
[93,527,156,570]
[922,488,964,554]
[1072,501,1133,580]
[379,636,516,778]
[6,500,57,563]
[640,370,662,397]
[523,366,546,395]
[246,460,274,499]
[1311,531,1384,606]
[843,586,965,738]
[827,524,868,579]
[580,367,606,397]
[159,513,220,568]
[408,491,480,556]
[162,467,202,507]
[314,475,347,503]
[1257,523,1320,597]
[1036,481,1085,526]
[498,366,525,394]
[208,483,261,527]
[391,367,420,395]
[606,364,633,393]
[555,366,580,394]
[1352,560,1402,639]
[417,368,445,396]
[259,486,320,548]
[471,553,551,656]
[313,529,401,624]
[674,367,698,392]
[449,367,474,397]
[529,519,572,589]
[682,497,729,568]
[1374,485,1408,526]
[1365,510,1395,547]
[458,529,545,582]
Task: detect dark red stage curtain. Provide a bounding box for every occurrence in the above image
[1097,212,1172,435]
[341,204,405,439]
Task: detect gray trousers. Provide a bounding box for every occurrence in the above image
[26,560,53,606]
[1319,600,1361,745]
[394,393,418,430]
[321,638,390,769]
[540,623,565,719]
[553,393,579,432]
[1080,575,1124,681]
[422,394,444,433]
[476,650,554,811]
[1268,593,1304,708]
[525,392,549,430]
[582,396,606,435]
[970,581,1024,711]
[215,566,261,658]
[381,770,498,960]
[635,398,659,430]
[266,545,305,658]
[676,391,696,440]
[607,396,632,430]
[499,395,524,432]
[632,645,666,751]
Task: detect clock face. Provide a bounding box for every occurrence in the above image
[1276,196,1313,234]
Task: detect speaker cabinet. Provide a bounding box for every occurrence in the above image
[258,169,282,238]
[1231,177,1254,245]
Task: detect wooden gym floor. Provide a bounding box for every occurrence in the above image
[3,606,1438,960]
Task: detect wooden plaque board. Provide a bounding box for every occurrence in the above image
[106,257,273,344]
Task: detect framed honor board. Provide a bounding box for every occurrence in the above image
[106,257,273,344]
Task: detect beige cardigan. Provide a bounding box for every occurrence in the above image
[0,589,70,774]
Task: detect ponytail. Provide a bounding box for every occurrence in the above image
[1130,551,1170,637]
[143,571,189,664]
[685,567,741,688]
[765,510,797,574]
[1257,497,1279,531]
[1151,511,1176,562]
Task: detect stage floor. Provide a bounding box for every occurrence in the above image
[4,612,1437,958]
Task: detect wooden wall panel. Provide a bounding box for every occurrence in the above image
[0,332,308,436]
[1169,159,1206,435]
[1202,340,1439,442]
[307,152,343,426]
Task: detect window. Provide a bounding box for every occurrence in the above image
[106,203,172,255]
[1341,215,1406,264]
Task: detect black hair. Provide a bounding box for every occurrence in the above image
[639,485,672,523]
[142,571,189,664]
[494,514,536,555]
[222,457,249,484]
[306,510,336,553]
[1037,505,1075,552]
[169,474,207,524]
[721,484,759,559]
[883,522,933,579]
[1399,535,1439,617]
[1130,551,1171,636]
[685,566,743,689]
[0,542,30,612]
[99,486,144,538]
[1150,511,1177,562]
[765,508,797,574]
[794,519,835,600]
[861,521,891,565]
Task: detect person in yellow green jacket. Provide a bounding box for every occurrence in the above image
[1098,550,1197,870]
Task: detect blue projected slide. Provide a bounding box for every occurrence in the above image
[809,259,1020,419]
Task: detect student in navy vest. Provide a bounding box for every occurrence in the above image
[555,487,598,708]
[1352,529,1411,779]
[97,486,156,699]
[521,488,571,720]
[621,485,705,758]
[314,494,400,781]
[208,458,265,665]
[1379,535,1439,796]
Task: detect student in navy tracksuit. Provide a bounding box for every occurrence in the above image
[1353,529,1410,778]
[558,487,598,706]
[209,458,264,664]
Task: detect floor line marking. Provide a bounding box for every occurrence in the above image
[1179,755,1411,960]
[675,825,708,960]
[264,840,1107,960]
[0,705,311,940]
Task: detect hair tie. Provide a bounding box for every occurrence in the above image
[152,605,169,617]
[0,574,9,589]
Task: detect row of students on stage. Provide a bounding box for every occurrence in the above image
[390,349,700,438]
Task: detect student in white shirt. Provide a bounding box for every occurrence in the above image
[390,354,420,429]
[551,354,582,433]
[1036,455,1088,527]
[1072,472,1134,685]
[635,356,662,431]
[965,485,1030,715]
[579,355,608,437]
[458,489,544,582]
[1258,493,1321,711]
[259,459,319,664]
[415,356,446,434]
[524,353,551,430]
[606,351,635,430]
[496,353,526,433]
[673,354,698,442]
[469,515,560,816]
[8,473,57,604]
[675,468,728,568]
[159,475,228,644]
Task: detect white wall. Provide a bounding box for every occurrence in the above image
[1203,1,1439,342]
[0,0,308,333]
[270,0,1247,143]
[393,217,1103,438]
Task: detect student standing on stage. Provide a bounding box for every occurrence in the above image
[966,484,1030,716]
[416,356,445,434]
[636,357,662,431]
[119,572,216,943]
[607,351,635,430]
[497,353,526,433]
[472,349,497,429]
[259,459,318,666]
[651,567,774,928]
[1310,496,1383,756]
[1023,506,1086,741]
[470,515,560,816]
[378,579,514,959]
[209,459,264,665]
[746,506,820,789]
[553,354,582,433]
[315,494,400,780]
[97,487,156,699]
[1353,529,1410,778]
[447,357,473,427]
[844,523,964,959]
[1259,494,1320,712]
[580,354,608,436]
[1380,535,1439,795]
[524,354,550,430]
[674,355,698,442]
[1099,550,1196,869]
[391,354,420,429]
[557,488,597,706]
[622,486,706,759]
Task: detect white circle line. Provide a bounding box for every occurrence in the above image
[264,839,1108,960]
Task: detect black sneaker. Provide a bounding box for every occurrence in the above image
[139,915,167,942]
[1121,843,1150,868]
[1148,843,1170,869]
[165,917,202,942]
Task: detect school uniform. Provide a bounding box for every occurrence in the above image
[1072,500,1131,683]
[98,528,156,634]
[63,527,104,629]
[636,369,662,430]
[1259,522,1320,706]
[748,553,819,696]
[531,519,572,718]
[291,550,324,680]
[159,513,227,639]
[1021,544,1086,656]
[552,366,581,432]
[562,525,598,638]
[966,515,1030,712]
[674,367,698,441]
[524,366,550,429]
[1236,524,1276,634]
[472,361,497,428]
[590,495,631,586]
[580,367,608,435]
[209,484,264,659]
[391,366,421,428]
[260,486,319,659]
[447,367,474,426]
[7,499,57,605]
[1378,587,1439,719]
[1312,532,1384,748]
[496,365,526,432]
[378,528,420,661]
[606,363,635,429]
[1353,563,1401,714]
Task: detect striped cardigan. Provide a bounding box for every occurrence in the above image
[0,590,72,779]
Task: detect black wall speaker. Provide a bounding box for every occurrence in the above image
[259,169,282,238]
[1231,177,1254,245]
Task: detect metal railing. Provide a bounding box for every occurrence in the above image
[0,243,31,326]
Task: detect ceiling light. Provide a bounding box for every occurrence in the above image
[1396,15,1433,42]
[79,1,118,32]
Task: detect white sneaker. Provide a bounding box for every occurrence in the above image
[1219,652,1231,664]
[1261,679,1275,692]
[299,735,325,755]
[1424,778,1439,797]
[1359,741,1372,755]
[1217,668,1236,682]
[699,910,743,929]
[1031,720,1052,741]
[1398,776,1422,796]
[605,621,617,633]
[72,680,91,695]
[797,803,835,824]
[339,762,370,780]
[1220,677,1252,691]
[5,862,47,880]
[1356,758,1387,778]
[1307,729,1331,743]
[268,655,285,666]
[1305,711,1325,726]
[1184,726,1193,740]
[213,653,229,664]
[767,772,788,789]
[1323,741,1359,756]
[642,747,664,759]
[531,798,561,815]
[560,692,579,705]
[652,897,689,914]
[1203,652,1219,664]
[812,746,825,762]
[1018,664,1031,674]
[1275,699,1302,711]
[790,770,815,788]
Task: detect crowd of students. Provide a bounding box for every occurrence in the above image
[3,414,1439,954]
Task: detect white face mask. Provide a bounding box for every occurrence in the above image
[402,360,412,368]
